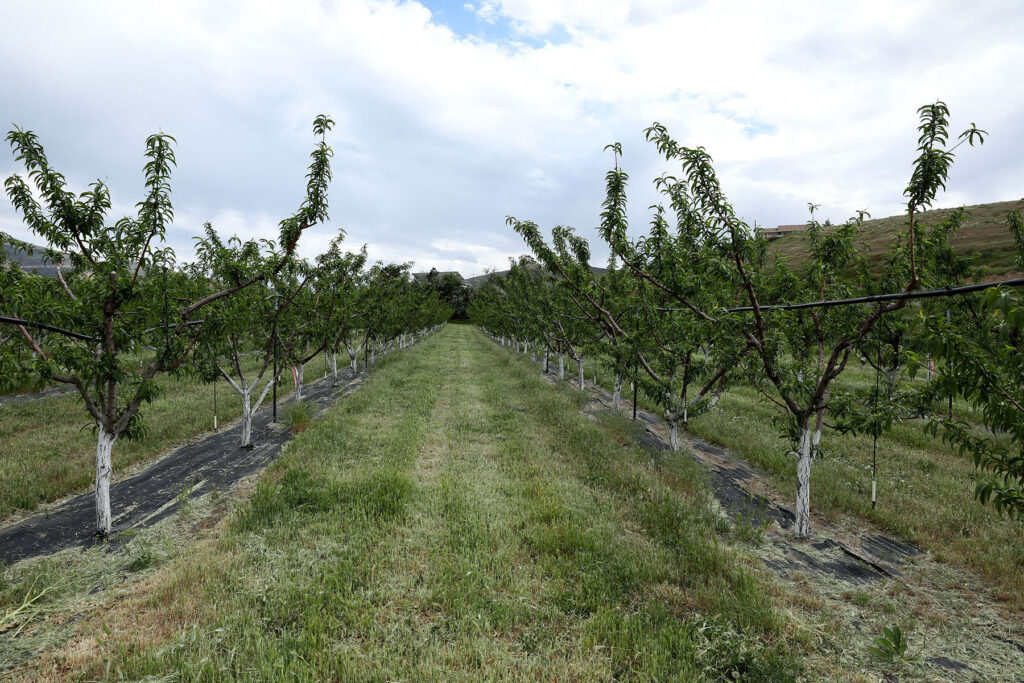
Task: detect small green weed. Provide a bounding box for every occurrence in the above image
[868,625,920,663]
[123,540,158,573]
[732,510,770,545]
[177,480,196,518]
[284,401,316,432]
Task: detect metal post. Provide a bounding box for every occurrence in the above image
[946,309,953,420]
[272,318,278,423]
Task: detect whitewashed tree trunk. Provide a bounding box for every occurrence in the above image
[558,354,565,380]
[328,351,339,385]
[667,419,680,452]
[577,357,585,391]
[240,389,254,447]
[295,364,304,402]
[370,346,375,365]
[708,380,724,409]
[612,373,623,410]
[885,368,898,394]
[95,425,116,536]
[346,342,362,373]
[794,426,813,538]
[543,351,549,374]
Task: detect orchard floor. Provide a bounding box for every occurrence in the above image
[2,325,1023,681]
[0,369,365,566]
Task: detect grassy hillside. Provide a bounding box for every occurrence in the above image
[1,241,63,278]
[465,265,608,288]
[770,198,1024,277]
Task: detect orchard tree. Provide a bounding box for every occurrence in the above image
[315,238,368,381]
[0,115,335,535]
[910,209,1024,518]
[599,102,983,537]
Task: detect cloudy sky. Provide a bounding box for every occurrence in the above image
[1,0,1021,276]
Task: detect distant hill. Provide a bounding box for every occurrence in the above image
[769,198,1024,278]
[464,264,608,288]
[2,241,64,278]
[411,270,464,283]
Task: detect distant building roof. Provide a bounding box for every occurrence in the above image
[763,224,807,233]
[762,224,807,239]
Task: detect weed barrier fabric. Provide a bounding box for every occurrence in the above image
[0,370,364,566]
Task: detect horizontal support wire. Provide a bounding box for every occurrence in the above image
[0,315,99,343]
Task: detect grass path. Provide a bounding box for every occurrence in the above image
[27,325,799,681]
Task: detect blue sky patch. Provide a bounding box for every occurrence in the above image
[419,0,571,47]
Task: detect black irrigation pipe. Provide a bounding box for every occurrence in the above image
[727,277,1024,313]
[0,316,208,343]
[0,315,99,343]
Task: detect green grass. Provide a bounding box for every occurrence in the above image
[770,198,1024,276]
[43,325,801,680]
[0,353,329,522]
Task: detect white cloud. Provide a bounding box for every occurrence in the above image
[0,0,1021,276]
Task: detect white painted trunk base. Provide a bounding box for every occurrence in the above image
[241,393,253,447]
[794,427,813,538]
[667,421,680,452]
[95,426,116,535]
[612,374,623,411]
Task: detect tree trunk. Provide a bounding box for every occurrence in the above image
[794,426,813,538]
[885,368,898,395]
[241,390,253,448]
[295,364,304,402]
[667,419,680,452]
[95,425,116,536]
[708,378,725,409]
[612,373,623,410]
[577,357,585,391]
[329,351,339,385]
[558,354,565,380]
[371,346,376,365]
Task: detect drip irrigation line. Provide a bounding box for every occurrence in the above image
[727,277,1024,313]
[0,315,99,343]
